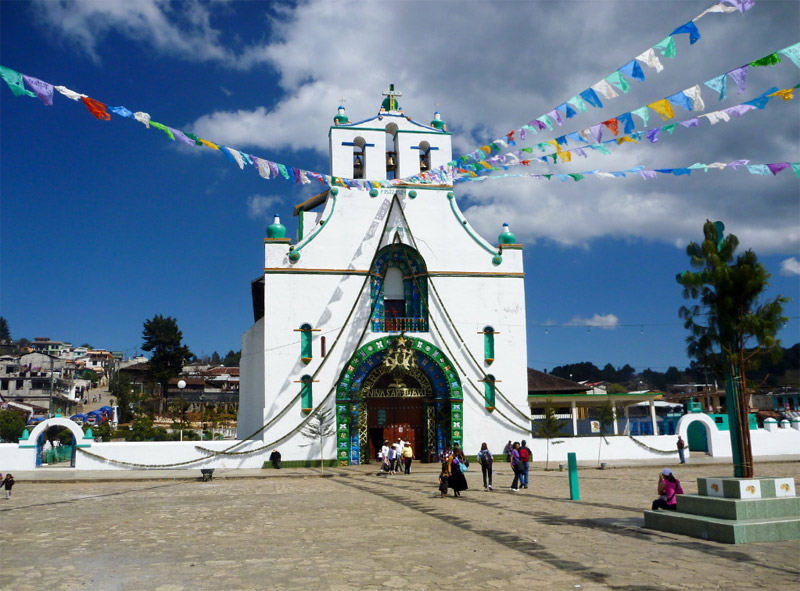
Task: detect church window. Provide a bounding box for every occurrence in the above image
[353,137,366,179]
[419,141,431,173]
[370,244,428,333]
[298,323,313,364]
[484,374,496,410]
[320,336,326,358]
[300,374,313,412]
[385,123,398,180]
[482,326,496,364]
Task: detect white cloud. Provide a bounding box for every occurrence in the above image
[780,257,800,276]
[246,194,283,220]
[566,314,619,329]
[33,0,800,255]
[31,0,235,65]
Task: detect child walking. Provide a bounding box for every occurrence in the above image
[3,473,15,499]
[438,467,449,497]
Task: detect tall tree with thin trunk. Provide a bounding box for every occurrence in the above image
[677,220,788,478]
[301,408,335,475]
[533,399,567,470]
[141,315,193,411]
[596,399,616,467]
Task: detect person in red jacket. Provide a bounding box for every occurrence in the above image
[518,440,531,489]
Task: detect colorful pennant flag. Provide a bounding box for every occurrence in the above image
[80,96,111,121]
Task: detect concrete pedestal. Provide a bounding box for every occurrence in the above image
[644,476,800,544]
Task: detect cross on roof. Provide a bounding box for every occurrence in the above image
[382,84,402,111]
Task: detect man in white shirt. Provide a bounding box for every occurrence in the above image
[380,441,390,471]
[387,444,399,474]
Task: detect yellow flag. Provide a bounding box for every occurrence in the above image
[199,138,220,150]
[648,99,674,120]
[769,88,795,101]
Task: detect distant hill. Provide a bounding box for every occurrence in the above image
[546,342,799,391]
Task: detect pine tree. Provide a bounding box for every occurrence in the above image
[141,315,193,410]
[0,317,10,345]
[677,220,788,477]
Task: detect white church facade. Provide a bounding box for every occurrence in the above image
[238,86,531,464]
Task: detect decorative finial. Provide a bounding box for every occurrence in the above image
[334,104,349,125]
[267,214,287,239]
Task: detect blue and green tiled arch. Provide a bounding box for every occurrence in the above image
[335,335,463,465]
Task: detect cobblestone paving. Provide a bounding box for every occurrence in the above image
[1,462,798,591]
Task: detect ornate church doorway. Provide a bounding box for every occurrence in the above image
[363,364,429,460]
[335,335,463,466]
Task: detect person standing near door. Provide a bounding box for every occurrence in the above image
[677,436,686,464]
[381,440,390,472]
[387,444,399,474]
[402,441,413,474]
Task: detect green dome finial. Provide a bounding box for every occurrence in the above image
[334,105,349,125]
[431,110,446,131]
[267,215,287,239]
[498,223,516,245]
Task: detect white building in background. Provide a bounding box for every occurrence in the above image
[239,86,530,463]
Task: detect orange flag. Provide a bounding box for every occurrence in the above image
[602,118,619,136]
[80,96,111,121]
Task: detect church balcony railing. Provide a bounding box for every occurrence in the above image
[371,317,428,333]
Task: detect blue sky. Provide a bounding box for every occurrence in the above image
[1,0,798,375]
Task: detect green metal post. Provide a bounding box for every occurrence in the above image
[568,452,580,501]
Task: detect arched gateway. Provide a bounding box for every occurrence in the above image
[335,335,462,465]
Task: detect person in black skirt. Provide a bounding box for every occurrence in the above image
[448,444,469,497]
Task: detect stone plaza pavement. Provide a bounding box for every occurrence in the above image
[1,460,798,591]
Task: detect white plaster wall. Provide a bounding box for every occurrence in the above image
[329,128,385,180]
[749,427,800,456]
[270,190,518,274]
[329,113,449,181]
[0,444,36,471]
[74,440,270,470]
[3,428,798,471]
[237,319,265,440]
[676,413,731,457]
[395,130,451,179]
[521,435,679,465]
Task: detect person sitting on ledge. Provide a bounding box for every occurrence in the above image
[269,449,282,469]
[651,468,683,511]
